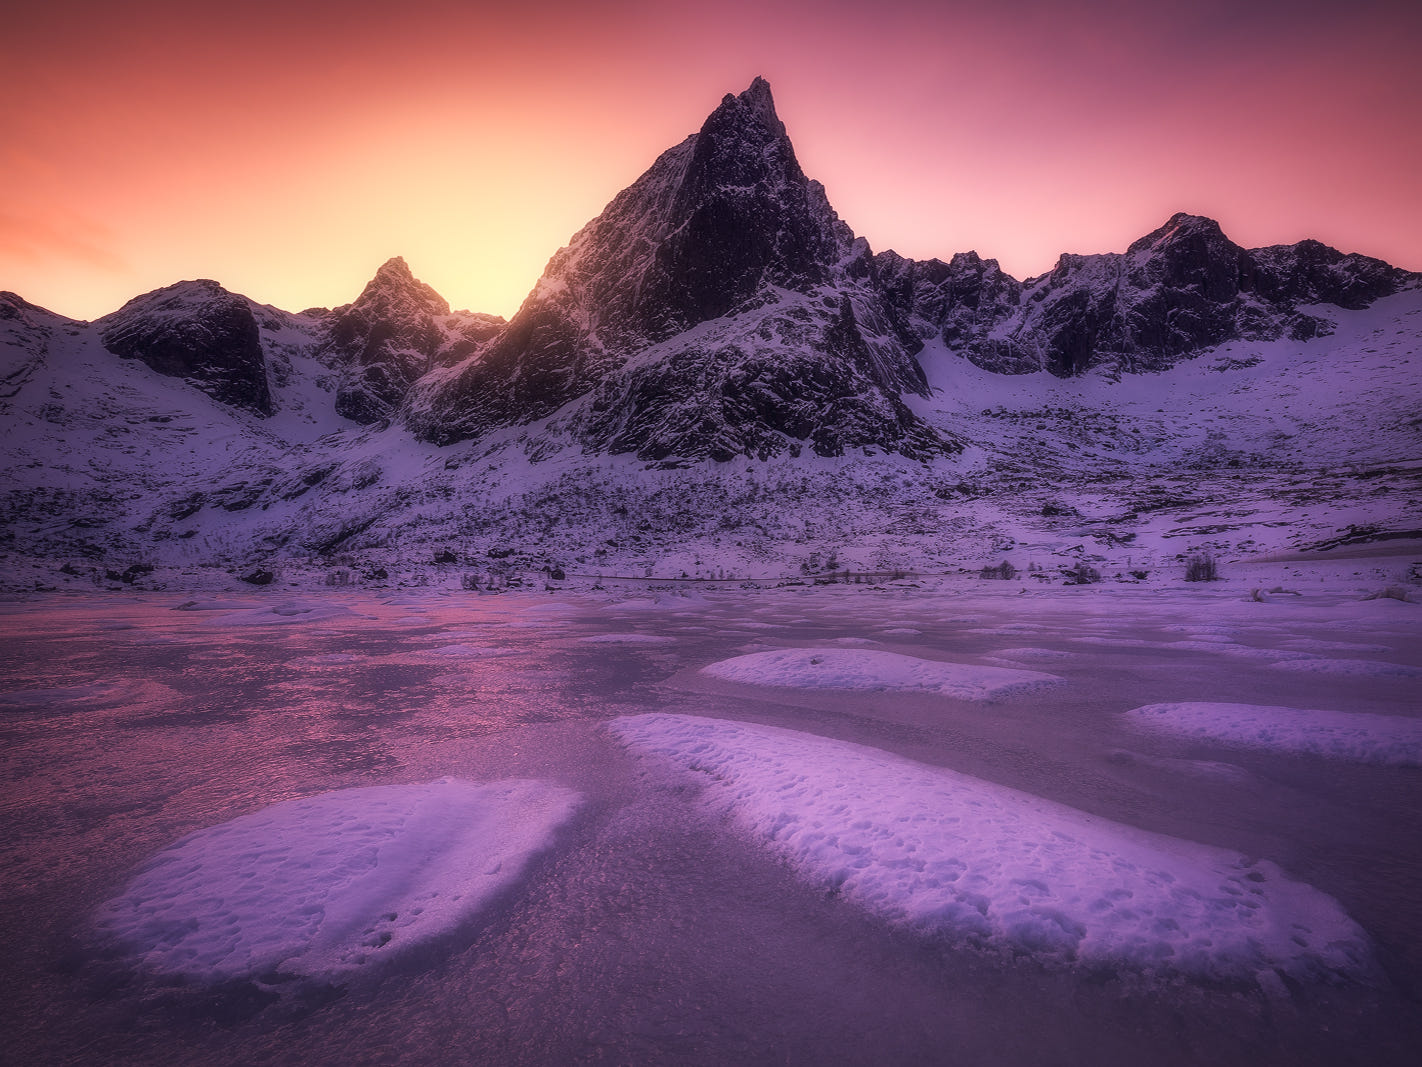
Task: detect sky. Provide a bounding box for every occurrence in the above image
[2,0,1419,321]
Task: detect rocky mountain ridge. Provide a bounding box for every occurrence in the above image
[878,213,1413,378]
[5,78,1412,459]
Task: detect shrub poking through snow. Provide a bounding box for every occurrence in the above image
[979,561,1017,580]
[1184,554,1219,582]
[1063,563,1101,585]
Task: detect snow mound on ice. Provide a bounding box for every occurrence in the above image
[209,601,373,627]
[702,648,1061,701]
[292,652,367,667]
[1126,702,1422,765]
[609,715,1370,979]
[425,643,506,657]
[577,633,675,645]
[1268,657,1422,678]
[99,778,581,983]
[991,647,1074,661]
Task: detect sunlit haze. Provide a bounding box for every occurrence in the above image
[3,0,1419,321]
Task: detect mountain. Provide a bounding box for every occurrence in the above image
[880,212,1412,377]
[404,77,945,463]
[1,77,1419,591]
[317,257,504,424]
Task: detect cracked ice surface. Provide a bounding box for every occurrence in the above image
[611,714,1370,979]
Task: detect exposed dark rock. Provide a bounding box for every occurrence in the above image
[105,563,154,584]
[239,568,275,585]
[98,280,274,414]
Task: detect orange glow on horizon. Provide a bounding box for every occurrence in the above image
[3,0,1419,322]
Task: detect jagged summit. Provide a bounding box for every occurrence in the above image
[318,258,495,424]
[724,75,778,124]
[1128,212,1231,256]
[348,257,450,318]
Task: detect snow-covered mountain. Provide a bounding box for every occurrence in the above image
[1,78,1418,591]
[405,77,943,463]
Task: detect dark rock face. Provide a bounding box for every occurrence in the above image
[407,77,947,462]
[889,213,1416,377]
[98,280,274,415]
[318,257,503,424]
[1249,238,1407,311]
[874,251,1027,367]
[637,79,846,330]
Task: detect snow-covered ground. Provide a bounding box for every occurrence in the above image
[3,289,1419,591]
[1,584,1418,1065]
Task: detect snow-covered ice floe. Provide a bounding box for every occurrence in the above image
[1268,657,1422,679]
[99,778,581,984]
[609,715,1370,980]
[208,601,374,627]
[1127,702,1422,766]
[702,648,1061,701]
[423,643,508,658]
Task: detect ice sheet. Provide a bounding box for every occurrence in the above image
[99,778,581,983]
[702,648,1062,701]
[1127,702,1422,765]
[610,714,1370,979]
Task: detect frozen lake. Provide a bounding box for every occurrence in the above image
[2,585,1420,1065]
